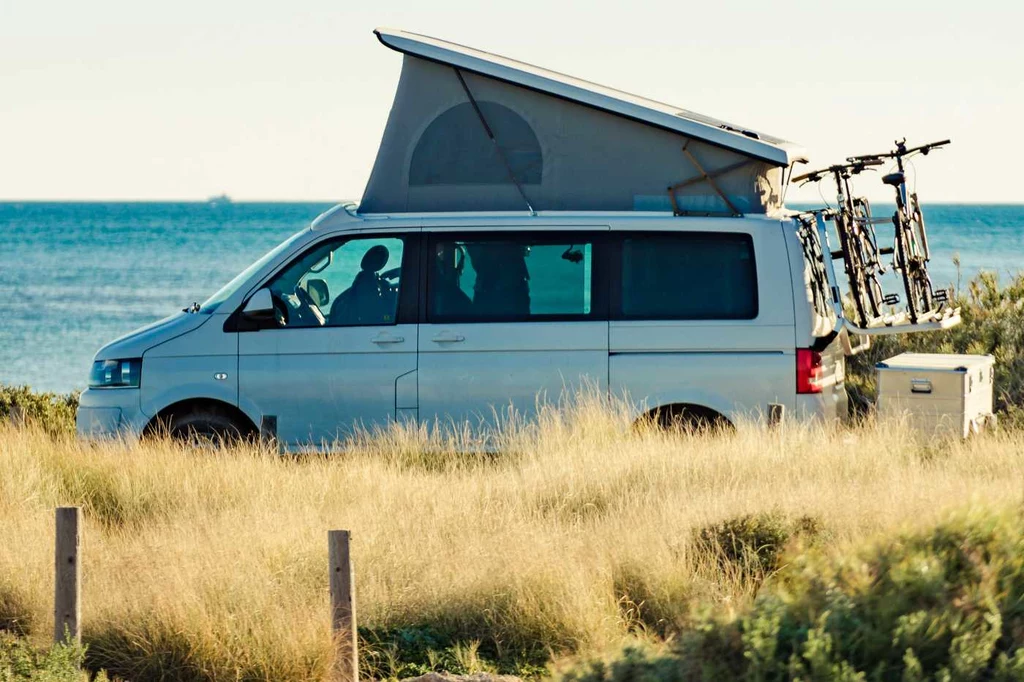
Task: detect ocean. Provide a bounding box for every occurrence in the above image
[1,202,1022,393]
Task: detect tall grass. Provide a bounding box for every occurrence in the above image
[3,394,1024,681]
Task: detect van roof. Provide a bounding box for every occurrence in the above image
[311,202,788,232]
[374,28,805,167]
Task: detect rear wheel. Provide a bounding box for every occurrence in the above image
[644,405,733,434]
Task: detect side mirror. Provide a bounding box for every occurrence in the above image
[242,288,276,322]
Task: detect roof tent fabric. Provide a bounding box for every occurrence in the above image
[360,56,783,215]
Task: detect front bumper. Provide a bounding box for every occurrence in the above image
[76,388,148,439]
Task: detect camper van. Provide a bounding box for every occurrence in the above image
[78,29,918,447]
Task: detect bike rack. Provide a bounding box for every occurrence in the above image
[810,212,961,339]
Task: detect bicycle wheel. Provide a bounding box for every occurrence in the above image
[909,268,934,316]
[797,220,831,319]
[837,221,870,327]
[852,198,881,268]
[909,193,931,261]
[892,211,921,324]
[865,271,885,319]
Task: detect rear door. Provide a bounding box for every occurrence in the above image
[417,228,609,435]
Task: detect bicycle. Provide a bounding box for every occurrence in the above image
[792,159,891,328]
[795,212,833,323]
[848,138,950,324]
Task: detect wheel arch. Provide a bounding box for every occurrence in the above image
[143,398,258,438]
[635,402,734,430]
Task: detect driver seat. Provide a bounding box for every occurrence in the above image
[329,245,390,326]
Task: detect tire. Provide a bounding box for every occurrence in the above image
[647,406,732,434]
[165,406,253,447]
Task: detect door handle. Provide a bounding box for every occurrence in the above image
[431,331,465,343]
[371,333,405,344]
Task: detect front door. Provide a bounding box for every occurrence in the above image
[417,230,608,438]
[238,232,418,448]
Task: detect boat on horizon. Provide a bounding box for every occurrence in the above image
[207,193,232,207]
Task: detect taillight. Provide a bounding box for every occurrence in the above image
[797,348,823,394]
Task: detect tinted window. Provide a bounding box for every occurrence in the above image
[267,236,406,328]
[620,233,757,319]
[429,235,592,321]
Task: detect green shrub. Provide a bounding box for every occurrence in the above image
[0,634,108,682]
[694,511,824,583]
[359,624,524,679]
[0,386,78,437]
[563,510,1024,682]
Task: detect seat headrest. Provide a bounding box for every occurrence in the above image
[360,245,390,272]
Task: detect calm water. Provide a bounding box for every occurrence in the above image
[1,202,1022,393]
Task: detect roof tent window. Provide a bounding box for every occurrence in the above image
[409,102,542,186]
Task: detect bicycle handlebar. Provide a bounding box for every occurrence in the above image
[792,158,884,184]
[847,138,950,163]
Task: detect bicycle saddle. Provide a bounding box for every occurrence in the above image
[882,172,905,187]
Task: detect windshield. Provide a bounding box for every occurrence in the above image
[199,229,310,313]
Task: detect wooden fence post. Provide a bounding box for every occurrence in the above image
[54,507,81,646]
[10,404,26,428]
[329,529,357,682]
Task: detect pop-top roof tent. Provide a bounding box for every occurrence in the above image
[360,28,807,216]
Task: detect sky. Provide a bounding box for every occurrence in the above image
[1,0,1021,203]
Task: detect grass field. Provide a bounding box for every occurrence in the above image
[3,394,1024,681]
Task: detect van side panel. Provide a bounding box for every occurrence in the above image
[609,219,795,424]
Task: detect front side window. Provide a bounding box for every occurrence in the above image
[267,236,405,328]
[200,229,309,313]
[429,235,593,322]
[620,233,757,320]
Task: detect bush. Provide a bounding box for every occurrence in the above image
[0,633,108,681]
[847,271,1024,425]
[563,510,1024,682]
[0,387,77,437]
[693,512,824,583]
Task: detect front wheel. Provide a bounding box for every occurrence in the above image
[164,406,254,447]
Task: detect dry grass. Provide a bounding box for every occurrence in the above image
[2,395,1024,681]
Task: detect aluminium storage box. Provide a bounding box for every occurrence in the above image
[875,353,994,438]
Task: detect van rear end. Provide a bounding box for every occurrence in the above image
[785,216,850,422]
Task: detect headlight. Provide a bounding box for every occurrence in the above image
[89,358,142,388]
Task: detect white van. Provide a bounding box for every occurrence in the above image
[76,204,850,446]
[78,29,858,446]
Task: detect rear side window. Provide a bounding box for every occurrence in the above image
[428,234,594,322]
[619,233,757,320]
